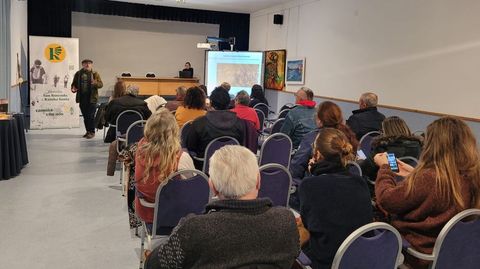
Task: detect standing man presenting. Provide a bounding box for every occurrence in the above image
[71,59,103,139]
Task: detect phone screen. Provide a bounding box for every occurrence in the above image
[387,153,399,172]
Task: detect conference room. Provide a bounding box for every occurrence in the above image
[1,0,480,268]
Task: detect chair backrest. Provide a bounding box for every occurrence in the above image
[202,136,240,174]
[255,109,266,131]
[398,156,419,167]
[358,131,382,157]
[259,133,292,168]
[116,110,144,136]
[258,164,292,207]
[332,222,403,269]
[152,169,211,236]
[346,161,363,177]
[277,109,291,119]
[126,120,146,146]
[180,120,193,148]
[271,118,286,134]
[253,103,269,118]
[432,209,480,269]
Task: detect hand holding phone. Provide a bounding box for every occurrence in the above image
[387,153,399,172]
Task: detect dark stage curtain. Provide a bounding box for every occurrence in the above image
[28,0,250,51]
[28,0,73,38]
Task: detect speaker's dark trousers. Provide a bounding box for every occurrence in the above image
[80,102,96,133]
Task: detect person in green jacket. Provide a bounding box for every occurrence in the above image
[71,59,103,139]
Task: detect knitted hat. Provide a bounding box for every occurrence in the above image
[210,87,230,110]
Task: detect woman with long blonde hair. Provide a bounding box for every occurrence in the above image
[374,116,480,268]
[134,108,194,223]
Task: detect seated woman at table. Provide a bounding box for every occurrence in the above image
[374,116,480,269]
[299,128,373,269]
[175,86,207,128]
[135,108,195,224]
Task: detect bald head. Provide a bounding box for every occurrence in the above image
[295,87,314,102]
[359,92,378,109]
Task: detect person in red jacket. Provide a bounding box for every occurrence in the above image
[374,117,480,268]
[231,90,261,130]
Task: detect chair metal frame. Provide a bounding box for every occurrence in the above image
[358,131,382,147]
[331,222,403,269]
[125,120,146,146]
[258,133,293,169]
[179,120,193,148]
[254,108,266,132]
[253,102,271,115]
[138,169,211,268]
[114,110,143,185]
[346,161,363,177]
[201,136,240,173]
[269,118,286,135]
[405,208,480,268]
[258,163,293,207]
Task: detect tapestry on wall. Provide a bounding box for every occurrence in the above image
[264,49,286,91]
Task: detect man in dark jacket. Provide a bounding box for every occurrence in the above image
[71,59,103,139]
[346,92,386,140]
[144,145,300,269]
[104,85,151,143]
[186,87,244,159]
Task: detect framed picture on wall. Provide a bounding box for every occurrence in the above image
[286,58,305,85]
[264,49,286,91]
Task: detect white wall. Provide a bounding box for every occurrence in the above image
[9,0,28,112]
[72,12,219,96]
[250,0,480,119]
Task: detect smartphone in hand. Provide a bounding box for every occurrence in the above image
[387,153,399,172]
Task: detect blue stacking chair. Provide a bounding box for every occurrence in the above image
[258,133,292,169]
[358,131,382,158]
[258,164,292,207]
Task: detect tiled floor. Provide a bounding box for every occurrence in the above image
[0,126,138,269]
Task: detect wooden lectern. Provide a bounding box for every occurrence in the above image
[117,77,200,96]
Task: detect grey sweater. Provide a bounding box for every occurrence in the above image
[145,198,300,269]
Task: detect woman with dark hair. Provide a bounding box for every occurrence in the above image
[300,128,373,269]
[361,116,422,183]
[175,86,207,127]
[198,84,211,110]
[249,84,269,107]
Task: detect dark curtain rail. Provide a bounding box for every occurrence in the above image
[28,0,250,51]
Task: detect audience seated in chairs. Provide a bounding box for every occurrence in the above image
[165,86,187,112]
[346,92,386,140]
[186,86,245,164]
[299,128,373,269]
[144,145,300,268]
[105,85,152,176]
[134,109,195,224]
[249,84,269,116]
[104,85,152,143]
[290,101,358,194]
[280,87,317,149]
[374,116,480,269]
[361,116,423,183]
[175,86,207,128]
[231,90,261,130]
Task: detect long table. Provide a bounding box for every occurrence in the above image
[117,77,200,96]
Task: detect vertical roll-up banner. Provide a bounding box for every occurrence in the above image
[29,36,79,129]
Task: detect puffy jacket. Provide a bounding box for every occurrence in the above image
[346,107,385,140]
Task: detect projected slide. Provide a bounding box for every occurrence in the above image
[205,51,263,96]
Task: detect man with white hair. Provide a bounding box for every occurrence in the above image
[346,92,386,140]
[144,145,300,268]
